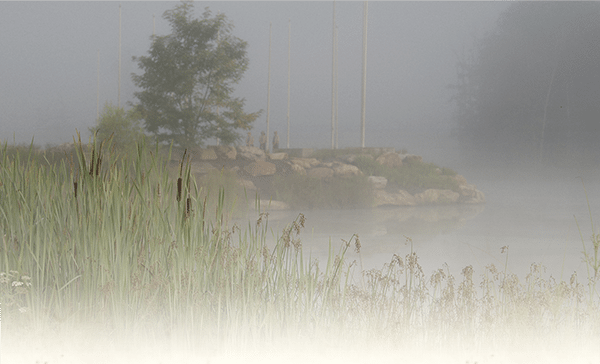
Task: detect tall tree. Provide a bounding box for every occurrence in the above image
[132,2,261,147]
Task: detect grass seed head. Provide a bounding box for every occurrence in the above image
[354,235,361,254]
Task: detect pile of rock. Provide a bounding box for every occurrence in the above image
[367,152,485,206]
[168,146,485,209]
[370,176,485,207]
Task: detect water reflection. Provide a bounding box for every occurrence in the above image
[237,204,486,276]
[233,175,600,282]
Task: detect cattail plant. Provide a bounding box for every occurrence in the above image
[0,138,598,362]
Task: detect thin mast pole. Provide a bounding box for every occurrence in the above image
[287,20,291,148]
[331,1,336,149]
[335,24,339,149]
[216,20,221,146]
[152,14,155,37]
[266,22,272,152]
[96,50,100,121]
[118,4,122,108]
[360,1,368,148]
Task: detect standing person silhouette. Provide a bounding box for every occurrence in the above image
[246,131,254,147]
[272,131,279,150]
[259,131,267,151]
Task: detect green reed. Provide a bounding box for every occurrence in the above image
[0,137,598,356]
[0,136,354,350]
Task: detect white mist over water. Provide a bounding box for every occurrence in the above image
[248,170,600,282]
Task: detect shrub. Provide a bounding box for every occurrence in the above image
[352,154,459,192]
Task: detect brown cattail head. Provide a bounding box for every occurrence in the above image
[89,148,95,176]
[186,197,192,216]
[177,178,182,202]
[73,181,78,198]
[96,156,102,177]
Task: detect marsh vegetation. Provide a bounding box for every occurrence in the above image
[1,139,598,362]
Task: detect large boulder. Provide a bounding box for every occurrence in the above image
[453,174,486,204]
[376,152,403,168]
[244,161,277,177]
[414,189,460,204]
[368,176,388,190]
[463,189,486,204]
[402,154,423,164]
[307,167,334,180]
[458,184,486,204]
[213,146,237,160]
[288,162,307,175]
[452,174,469,185]
[237,146,266,162]
[269,152,288,161]
[458,183,479,198]
[290,157,320,169]
[373,189,417,207]
[332,163,363,178]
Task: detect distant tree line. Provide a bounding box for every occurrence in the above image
[450,2,600,166]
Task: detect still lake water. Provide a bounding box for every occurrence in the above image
[240,169,600,281]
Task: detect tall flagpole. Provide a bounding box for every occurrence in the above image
[118,4,122,108]
[331,1,337,149]
[335,24,339,149]
[287,20,291,148]
[360,1,368,148]
[96,50,100,121]
[266,22,272,153]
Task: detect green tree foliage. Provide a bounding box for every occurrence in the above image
[89,102,145,154]
[132,2,260,148]
[451,3,600,164]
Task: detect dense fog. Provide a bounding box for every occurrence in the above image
[0,2,507,164]
[3,3,600,363]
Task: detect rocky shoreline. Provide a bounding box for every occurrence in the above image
[167,145,485,210]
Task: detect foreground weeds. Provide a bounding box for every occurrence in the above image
[0,138,598,360]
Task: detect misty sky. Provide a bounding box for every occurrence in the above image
[0,1,510,164]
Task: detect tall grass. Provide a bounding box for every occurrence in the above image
[574,178,600,302]
[0,138,599,360]
[0,136,354,351]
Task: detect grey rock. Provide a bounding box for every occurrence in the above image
[414,189,460,204]
[214,146,237,160]
[237,146,267,161]
[269,152,288,161]
[374,189,417,207]
[307,167,334,180]
[290,157,320,169]
[332,163,363,178]
[288,162,306,175]
[244,161,277,177]
[368,176,388,190]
